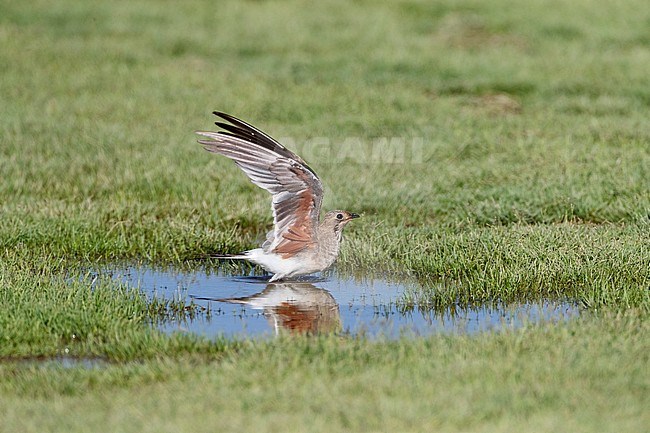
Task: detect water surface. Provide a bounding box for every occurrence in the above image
[15,356,109,369]
[101,266,579,339]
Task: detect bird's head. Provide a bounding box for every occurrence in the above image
[322,210,360,232]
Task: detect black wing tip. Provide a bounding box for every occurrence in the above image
[203,110,319,177]
[212,112,256,133]
[212,111,240,124]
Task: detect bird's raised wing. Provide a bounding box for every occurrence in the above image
[197,112,323,258]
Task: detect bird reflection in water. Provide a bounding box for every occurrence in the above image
[216,282,341,336]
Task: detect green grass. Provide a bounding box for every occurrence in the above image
[0,0,648,431]
[1,314,648,432]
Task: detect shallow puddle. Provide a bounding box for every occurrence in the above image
[99,266,580,339]
[15,356,109,369]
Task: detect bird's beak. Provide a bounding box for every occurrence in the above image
[349,213,360,219]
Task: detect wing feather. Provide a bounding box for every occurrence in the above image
[197,112,324,258]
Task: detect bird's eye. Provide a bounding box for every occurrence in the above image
[336,213,343,220]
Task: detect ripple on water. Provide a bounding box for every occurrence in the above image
[100,266,580,339]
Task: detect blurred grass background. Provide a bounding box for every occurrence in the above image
[0,0,648,431]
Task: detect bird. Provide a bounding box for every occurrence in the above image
[196,111,360,282]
